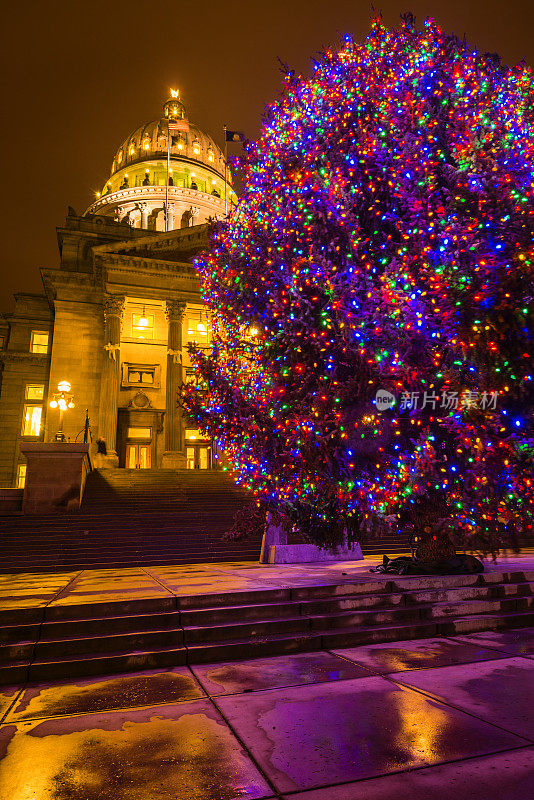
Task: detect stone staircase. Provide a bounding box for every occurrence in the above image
[0,468,412,572]
[0,469,259,572]
[1,568,532,684]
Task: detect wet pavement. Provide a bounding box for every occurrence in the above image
[0,630,532,798]
[1,552,533,619]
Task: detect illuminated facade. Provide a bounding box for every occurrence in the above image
[0,93,231,485]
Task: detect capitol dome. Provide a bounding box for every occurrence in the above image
[84,91,236,231]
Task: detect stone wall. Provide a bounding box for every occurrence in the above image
[0,294,52,487]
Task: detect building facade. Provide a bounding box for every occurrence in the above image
[0,94,233,487]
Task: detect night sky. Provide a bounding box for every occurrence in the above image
[1,0,533,310]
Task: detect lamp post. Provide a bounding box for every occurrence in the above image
[49,380,75,442]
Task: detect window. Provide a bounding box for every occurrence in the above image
[186,428,208,441]
[207,148,214,162]
[30,331,49,354]
[128,367,154,384]
[121,362,160,388]
[187,315,208,343]
[128,142,136,155]
[21,384,44,437]
[185,369,207,390]
[132,312,154,339]
[26,385,44,401]
[16,464,27,489]
[142,138,150,150]
[192,140,201,155]
[118,150,123,163]
[126,427,152,439]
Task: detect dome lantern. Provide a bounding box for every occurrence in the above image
[163,89,186,121]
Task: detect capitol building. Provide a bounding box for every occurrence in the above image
[0,92,236,487]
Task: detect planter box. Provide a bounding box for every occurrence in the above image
[260,517,363,564]
[264,541,363,564]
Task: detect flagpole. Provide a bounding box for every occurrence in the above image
[166,117,171,232]
[224,125,228,218]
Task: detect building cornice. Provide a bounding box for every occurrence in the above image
[85,185,226,217]
[0,351,49,366]
[96,253,198,278]
[91,223,209,258]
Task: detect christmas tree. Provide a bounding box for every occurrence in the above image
[184,15,534,553]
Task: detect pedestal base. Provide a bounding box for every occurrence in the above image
[20,443,91,514]
[93,453,119,469]
[161,451,187,469]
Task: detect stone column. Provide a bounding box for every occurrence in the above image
[139,202,149,229]
[97,294,125,467]
[162,299,186,469]
[166,202,175,231]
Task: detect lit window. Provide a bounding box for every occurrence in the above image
[126,427,152,439]
[118,150,123,163]
[132,312,154,339]
[30,331,49,354]
[207,148,214,162]
[142,138,150,150]
[128,143,136,155]
[185,428,208,440]
[16,464,26,489]
[26,385,44,401]
[187,316,208,341]
[22,385,44,436]
[193,140,201,155]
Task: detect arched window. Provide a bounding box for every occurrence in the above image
[128,142,136,156]
[192,139,201,155]
[207,147,214,162]
[142,137,150,150]
[118,150,123,164]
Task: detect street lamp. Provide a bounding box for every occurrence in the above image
[49,381,74,441]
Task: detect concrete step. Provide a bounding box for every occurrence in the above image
[28,646,189,682]
[34,629,184,660]
[0,570,532,684]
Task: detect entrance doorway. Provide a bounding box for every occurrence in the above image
[185,427,212,469]
[186,444,211,470]
[118,410,162,469]
[126,443,151,469]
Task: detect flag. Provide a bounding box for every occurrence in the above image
[168,118,189,133]
[225,130,245,142]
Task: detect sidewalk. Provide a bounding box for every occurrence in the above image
[0,627,532,798]
[2,552,534,619]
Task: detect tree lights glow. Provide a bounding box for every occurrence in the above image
[185,15,534,550]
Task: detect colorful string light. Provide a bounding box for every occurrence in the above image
[184,15,534,550]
